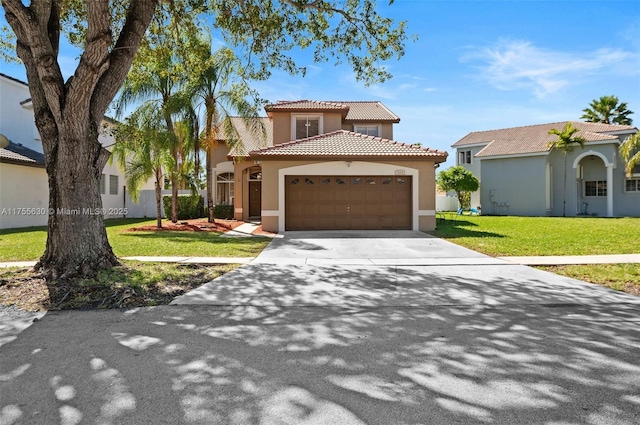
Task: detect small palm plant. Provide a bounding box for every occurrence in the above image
[547,123,586,217]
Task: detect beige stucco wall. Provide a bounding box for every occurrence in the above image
[211,145,230,167]
[257,158,440,232]
[270,112,345,145]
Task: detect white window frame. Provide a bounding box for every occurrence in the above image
[216,172,235,205]
[458,150,473,165]
[109,175,118,195]
[291,114,323,140]
[353,124,382,137]
[624,178,640,193]
[584,180,607,197]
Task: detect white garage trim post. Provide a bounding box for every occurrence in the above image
[274,161,420,231]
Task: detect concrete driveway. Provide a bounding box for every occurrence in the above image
[2,231,640,425]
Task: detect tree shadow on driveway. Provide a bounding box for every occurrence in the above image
[1,265,640,424]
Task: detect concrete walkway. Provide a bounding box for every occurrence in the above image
[3,252,639,269]
[0,256,253,268]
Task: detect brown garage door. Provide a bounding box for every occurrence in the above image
[285,175,412,230]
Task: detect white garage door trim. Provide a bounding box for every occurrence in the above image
[273,161,420,231]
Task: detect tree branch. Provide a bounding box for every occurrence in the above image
[3,0,65,125]
[91,0,159,122]
[67,0,112,129]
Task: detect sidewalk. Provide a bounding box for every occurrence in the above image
[498,253,640,266]
[0,256,253,268]
[2,253,639,269]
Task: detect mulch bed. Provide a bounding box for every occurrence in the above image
[125,218,277,237]
[126,218,242,232]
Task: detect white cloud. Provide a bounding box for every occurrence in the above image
[461,39,639,98]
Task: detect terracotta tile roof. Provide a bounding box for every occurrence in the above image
[249,130,447,160]
[338,101,400,122]
[225,117,273,157]
[452,121,637,158]
[264,100,400,122]
[265,100,349,113]
[0,142,45,166]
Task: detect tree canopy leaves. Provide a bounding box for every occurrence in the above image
[619,132,640,177]
[436,166,479,210]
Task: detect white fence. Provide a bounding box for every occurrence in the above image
[436,195,459,212]
[125,189,207,218]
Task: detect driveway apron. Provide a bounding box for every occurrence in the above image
[172,230,639,307]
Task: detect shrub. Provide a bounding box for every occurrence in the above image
[162,195,205,220]
[214,204,234,220]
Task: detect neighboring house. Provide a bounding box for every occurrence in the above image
[452,121,639,217]
[211,100,448,232]
[0,72,151,229]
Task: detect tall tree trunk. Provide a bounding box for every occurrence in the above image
[155,169,163,228]
[562,152,567,217]
[37,124,119,279]
[206,147,215,223]
[194,120,201,186]
[4,0,158,279]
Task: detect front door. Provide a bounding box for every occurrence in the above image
[249,181,262,218]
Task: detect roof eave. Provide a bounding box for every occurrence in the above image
[248,153,448,162]
[0,157,46,168]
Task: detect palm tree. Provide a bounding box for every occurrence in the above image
[111,105,173,228]
[185,45,263,222]
[547,123,586,217]
[581,95,634,125]
[620,132,640,177]
[115,44,185,223]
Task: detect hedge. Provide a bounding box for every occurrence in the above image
[214,204,234,219]
[162,195,205,220]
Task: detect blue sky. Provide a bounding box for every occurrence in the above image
[2,0,639,168]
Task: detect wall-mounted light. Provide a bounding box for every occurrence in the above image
[346,161,352,167]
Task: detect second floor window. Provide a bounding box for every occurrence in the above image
[459,150,472,165]
[292,115,322,140]
[354,125,380,137]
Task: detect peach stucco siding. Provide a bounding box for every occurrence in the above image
[256,158,440,232]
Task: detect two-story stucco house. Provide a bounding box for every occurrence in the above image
[209,100,448,231]
[0,72,151,229]
[452,121,639,217]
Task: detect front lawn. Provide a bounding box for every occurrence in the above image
[431,215,640,294]
[431,216,639,257]
[539,264,640,297]
[0,218,271,262]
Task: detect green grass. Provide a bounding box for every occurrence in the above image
[0,218,271,262]
[431,216,640,257]
[538,264,640,296]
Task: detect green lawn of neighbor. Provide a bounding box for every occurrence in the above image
[431,215,640,293]
[430,215,639,257]
[0,218,271,262]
